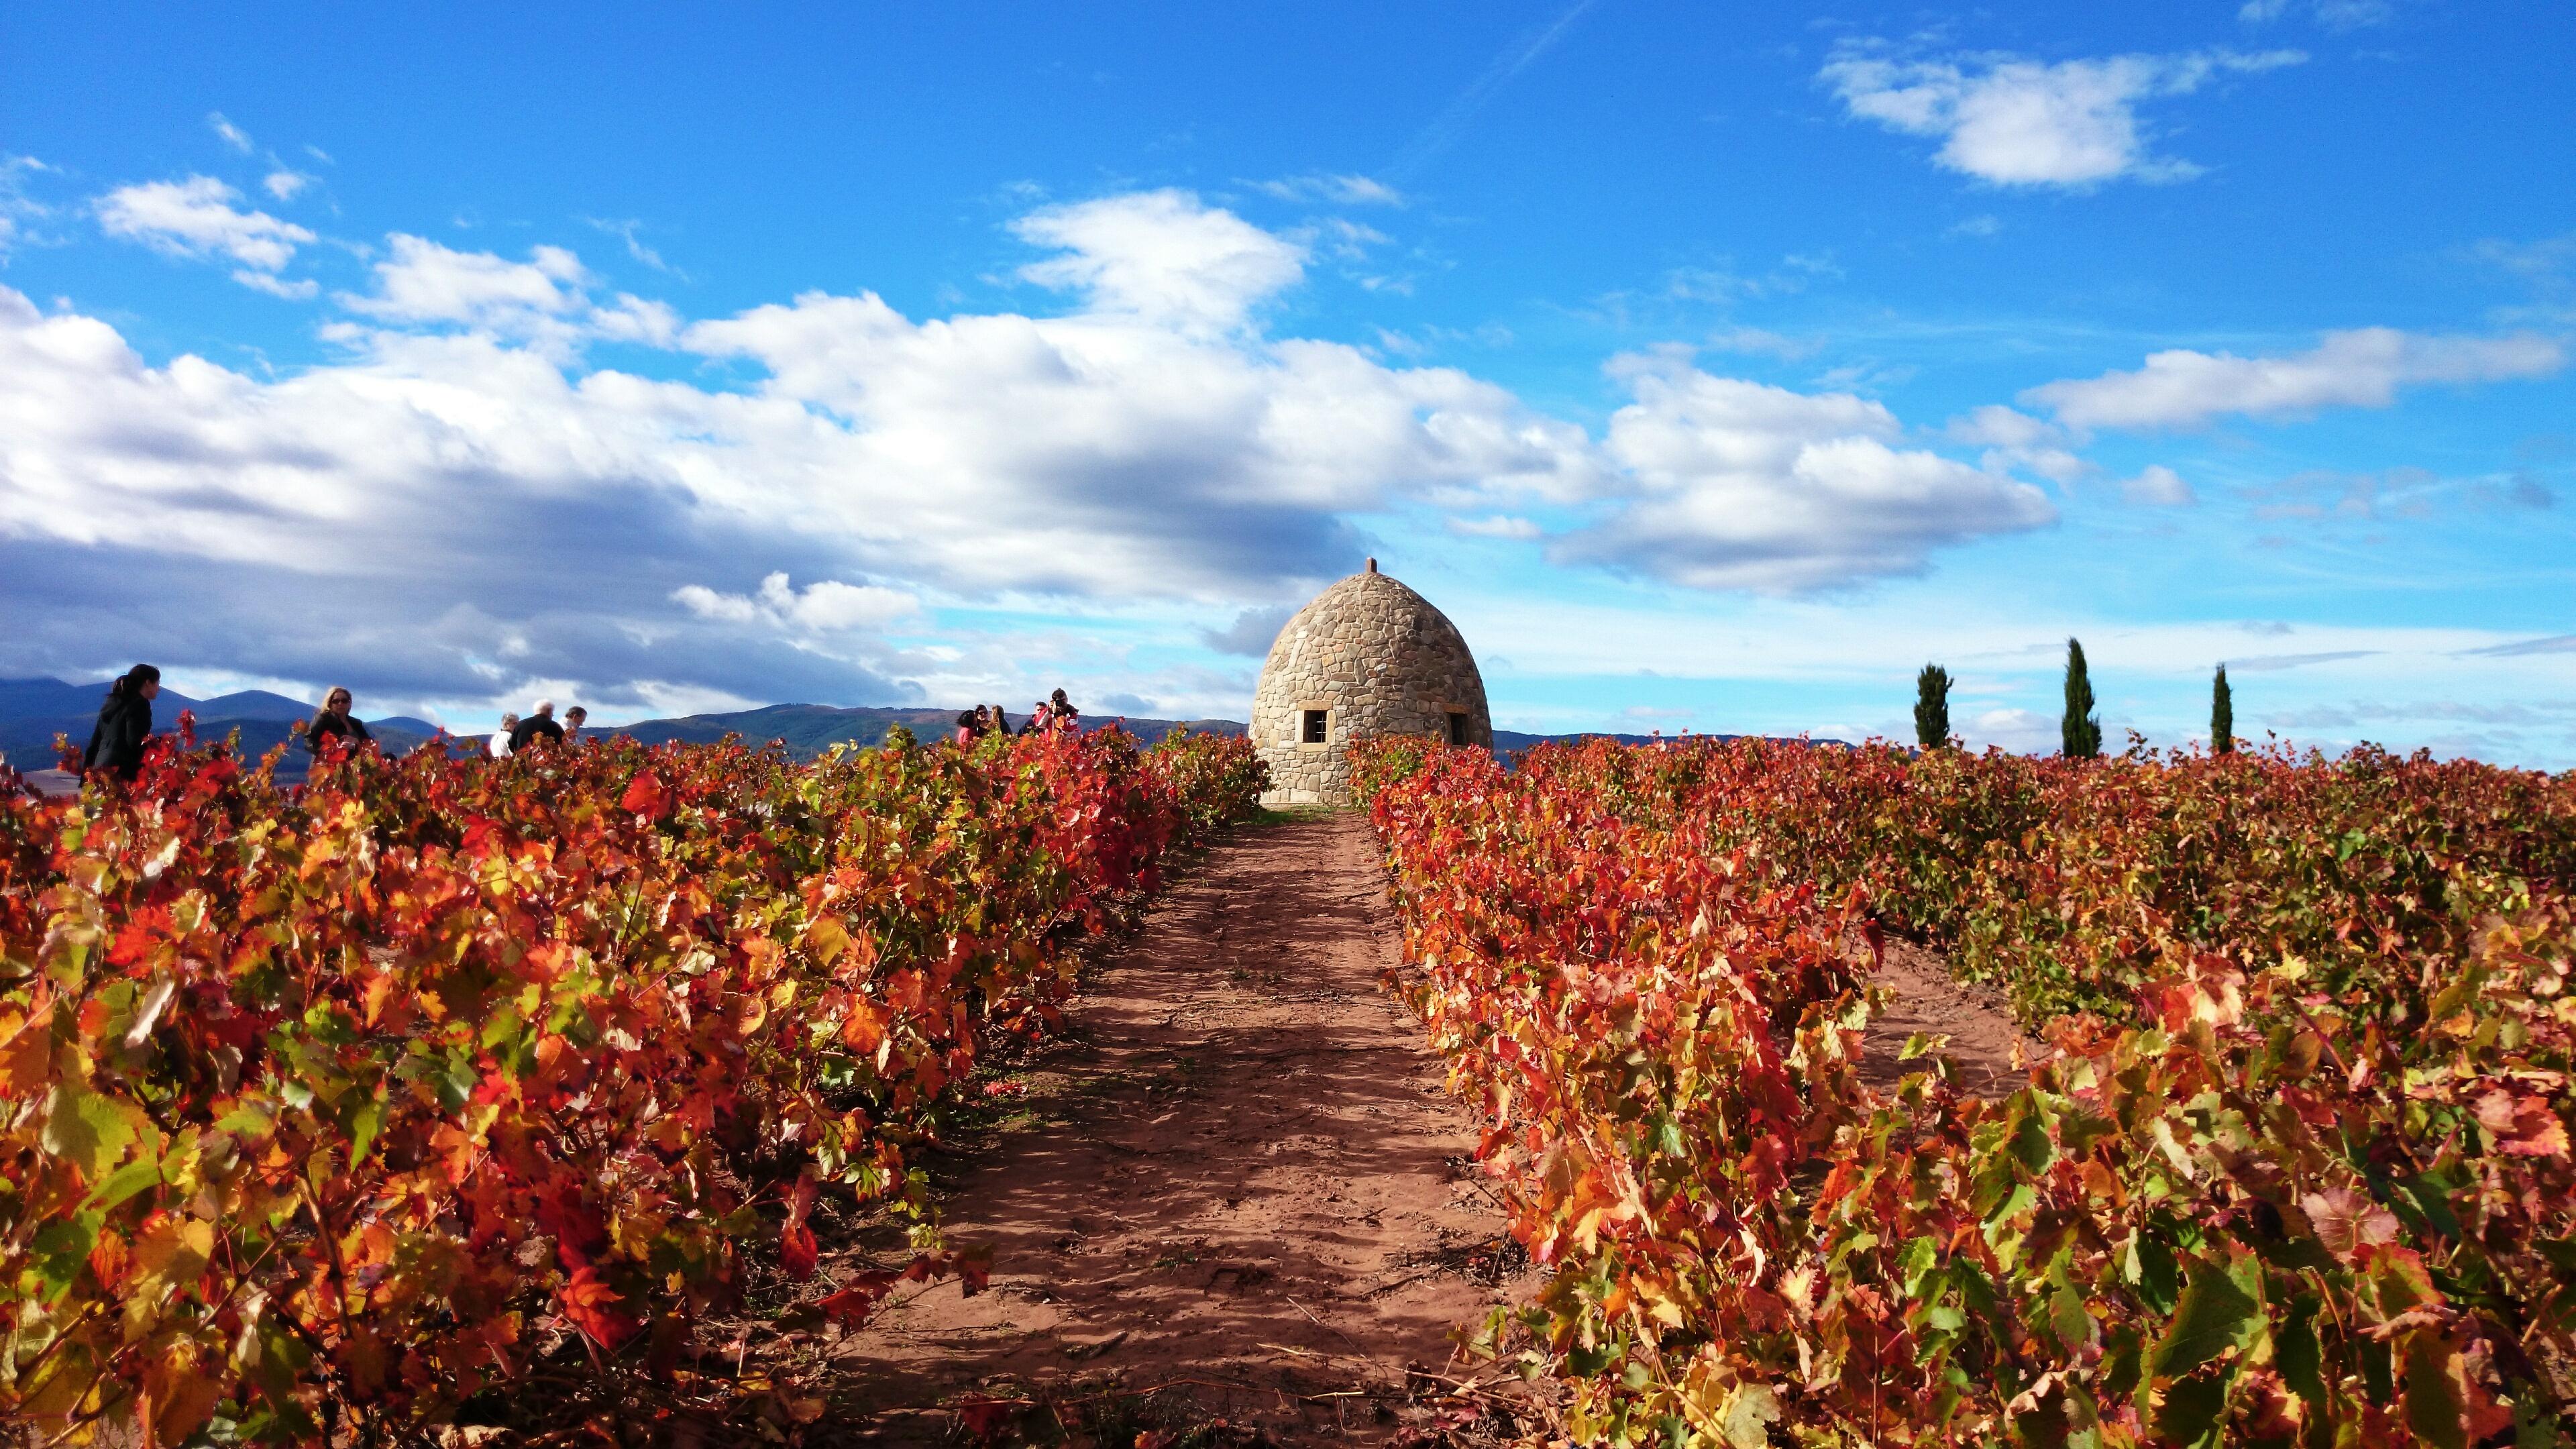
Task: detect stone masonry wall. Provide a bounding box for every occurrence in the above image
[1250,563,1491,807]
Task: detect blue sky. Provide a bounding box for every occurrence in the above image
[3,1,2571,762]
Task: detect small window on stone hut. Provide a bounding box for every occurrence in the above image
[1447,712,1468,746]
[1301,708,1329,744]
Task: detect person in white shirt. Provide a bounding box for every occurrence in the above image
[490,712,520,759]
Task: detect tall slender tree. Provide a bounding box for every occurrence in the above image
[2211,663,2234,755]
[2061,637,2102,759]
[1914,664,1952,749]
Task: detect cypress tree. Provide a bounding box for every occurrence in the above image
[2061,637,2102,759]
[1914,664,1952,750]
[2211,664,2234,755]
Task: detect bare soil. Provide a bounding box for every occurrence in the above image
[823,814,1533,1443]
[1856,937,2037,1099]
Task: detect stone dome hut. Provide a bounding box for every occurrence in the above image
[1251,559,1491,806]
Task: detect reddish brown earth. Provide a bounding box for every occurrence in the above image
[824,814,1533,1443]
[1856,937,2037,1099]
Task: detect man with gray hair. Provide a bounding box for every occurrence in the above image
[509,698,565,753]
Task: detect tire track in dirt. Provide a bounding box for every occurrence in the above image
[826,814,1529,1442]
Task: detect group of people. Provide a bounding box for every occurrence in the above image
[488,700,587,758]
[72,663,590,782]
[77,664,392,780]
[74,663,1089,784]
[951,689,1081,746]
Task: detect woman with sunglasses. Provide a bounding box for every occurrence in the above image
[303,686,375,759]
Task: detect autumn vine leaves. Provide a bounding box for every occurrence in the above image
[13,708,2565,1446]
[0,724,1263,1444]
[1359,735,2575,1448]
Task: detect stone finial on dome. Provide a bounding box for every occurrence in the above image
[1248,563,1491,807]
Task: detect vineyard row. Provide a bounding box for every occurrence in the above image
[1,722,1268,1444]
[1359,736,2576,1449]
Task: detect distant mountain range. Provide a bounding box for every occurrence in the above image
[608,702,1246,755]
[3,676,1796,779]
[600,704,1768,756]
[1491,728,1695,751]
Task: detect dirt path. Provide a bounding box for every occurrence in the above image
[1856,938,2037,1099]
[828,814,1528,1442]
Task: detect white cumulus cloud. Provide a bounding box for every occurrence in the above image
[1820,46,2305,187]
[2024,327,2566,430]
[97,176,315,278]
[673,573,918,633]
[335,235,691,352]
[589,293,682,346]
[1554,354,2057,592]
[341,233,589,326]
[1962,706,2061,753]
[1946,403,2058,449]
[1012,189,1308,331]
[1943,404,2090,482]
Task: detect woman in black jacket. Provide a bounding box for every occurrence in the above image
[303,686,374,758]
[83,664,161,780]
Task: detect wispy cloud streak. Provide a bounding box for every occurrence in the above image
[1385,0,1597,182]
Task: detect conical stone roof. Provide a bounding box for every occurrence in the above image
[1250,559,1489,806]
